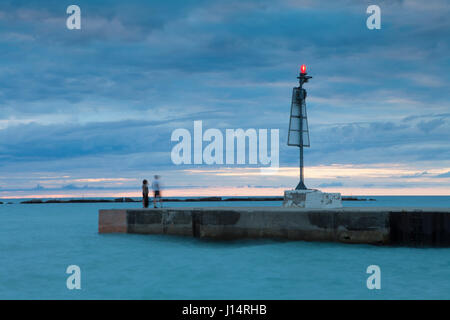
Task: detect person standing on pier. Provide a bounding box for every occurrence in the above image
[142,179,149,208]
[152,175,162,208]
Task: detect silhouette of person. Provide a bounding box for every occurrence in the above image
[142,179,149,208]
[152,175,162,208]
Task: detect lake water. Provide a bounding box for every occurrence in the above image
[0,196,449,299]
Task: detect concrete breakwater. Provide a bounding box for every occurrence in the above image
[99,207,450,247]
[21,196,374,204]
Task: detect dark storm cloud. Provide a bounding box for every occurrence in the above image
[0,0,449,189]
[1,113,448,168]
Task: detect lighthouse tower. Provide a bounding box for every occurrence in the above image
[283,65,343,209]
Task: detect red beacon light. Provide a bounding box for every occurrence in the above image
[300,64,307,75]
[297,64,312,85]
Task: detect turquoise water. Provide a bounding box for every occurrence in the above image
[0,196,449,299]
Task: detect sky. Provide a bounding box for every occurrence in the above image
[0,0,449,198]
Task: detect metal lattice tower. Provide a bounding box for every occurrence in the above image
[287,65,312,190]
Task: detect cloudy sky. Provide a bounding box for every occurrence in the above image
[0,0,449,198]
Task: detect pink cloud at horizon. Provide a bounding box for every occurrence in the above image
[2,186,450,200]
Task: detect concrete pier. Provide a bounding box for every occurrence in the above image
[99,207,450,247]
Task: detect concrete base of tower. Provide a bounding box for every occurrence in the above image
[282,189,343,209]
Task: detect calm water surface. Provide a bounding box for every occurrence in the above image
[0,196,449,299]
